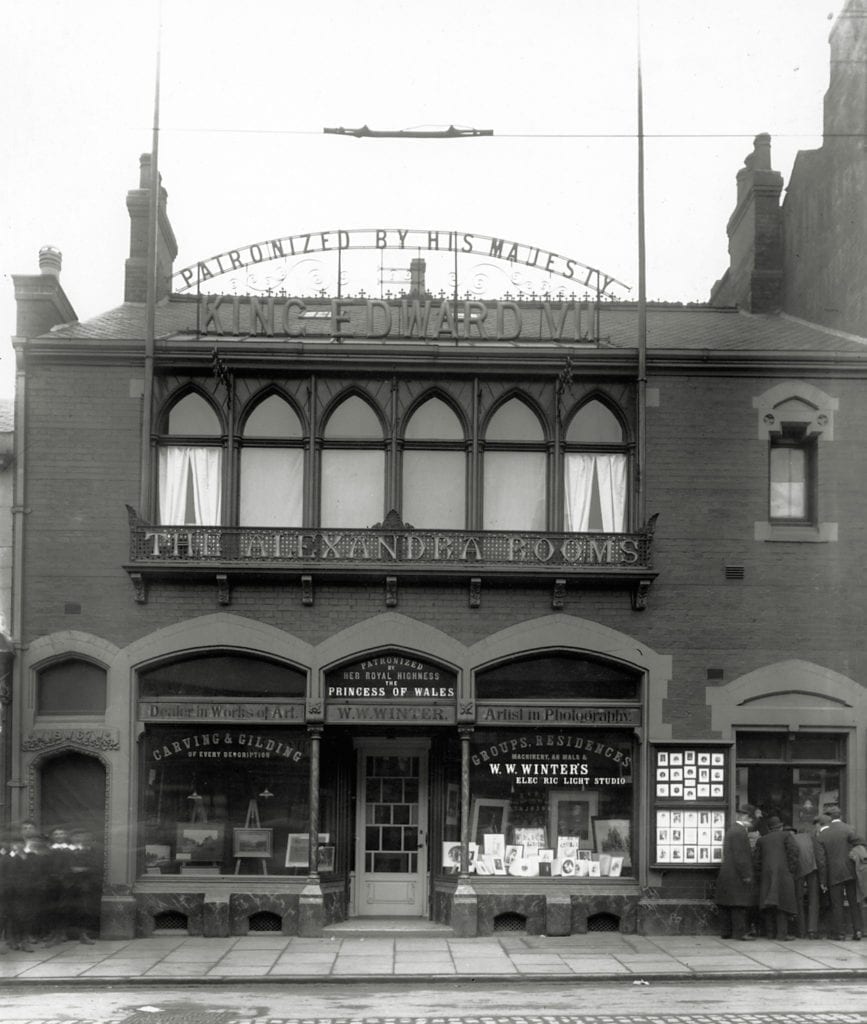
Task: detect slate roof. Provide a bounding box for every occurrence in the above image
[40,296,867,354]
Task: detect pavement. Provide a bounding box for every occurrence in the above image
[3,930,867,984]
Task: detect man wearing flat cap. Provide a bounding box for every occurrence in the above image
[715,805,757,940]
[817,805,864,940]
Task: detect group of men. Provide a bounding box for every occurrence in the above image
[0,821,100,951]
[716,804,865,941]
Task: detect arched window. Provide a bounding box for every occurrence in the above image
[402,397,466,528]
[158,393,223,525]
[483,398,546,530]
[564,399,628,532]
[37,658,107,715]
[321,396,385,527]
[240,395,304,527]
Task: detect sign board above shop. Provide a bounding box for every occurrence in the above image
[325,655,457,725]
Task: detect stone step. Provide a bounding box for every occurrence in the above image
[322,917,456,938]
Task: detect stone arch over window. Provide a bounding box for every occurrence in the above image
[707,659,866,834]
[752,382,837,542]
[467,613,672,741]
[482,395,548,531]
[401,394,467,529]
[753,381,837,441]
[239,391,306,527]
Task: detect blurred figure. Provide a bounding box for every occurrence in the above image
[818,805,864,940]
[792,819,826,939]
[67,829,99,943]
[754,816,799,940]
[715,806,757,940]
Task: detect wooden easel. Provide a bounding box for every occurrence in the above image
[235,798,268,875]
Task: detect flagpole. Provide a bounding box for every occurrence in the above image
[140,0,162,513]
[636,0,647,530]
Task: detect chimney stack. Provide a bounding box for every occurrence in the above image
[710,134,783,313]
[124,153,179,303]
[409,258,427,297]
[12,248,77,338]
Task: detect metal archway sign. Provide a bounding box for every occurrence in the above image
[172,227,629,299]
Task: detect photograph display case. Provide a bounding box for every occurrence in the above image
[651,743,731,868]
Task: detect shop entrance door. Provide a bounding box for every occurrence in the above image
[354,739,429,916]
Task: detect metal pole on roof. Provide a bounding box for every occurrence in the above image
[636,1,648,530]
[140,0,162,513]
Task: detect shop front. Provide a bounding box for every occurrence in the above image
[128,644,652,936]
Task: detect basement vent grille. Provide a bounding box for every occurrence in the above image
[724,565,746,580]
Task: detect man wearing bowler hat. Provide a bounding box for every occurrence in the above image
[817,805,864,940]
[715,805,757,940]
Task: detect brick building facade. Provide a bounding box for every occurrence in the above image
[7,3,866,939]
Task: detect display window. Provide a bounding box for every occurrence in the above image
[140,727,316,876]
[736,730,845,829]
[458,728,634,878]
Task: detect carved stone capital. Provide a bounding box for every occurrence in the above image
[22,728,120,753]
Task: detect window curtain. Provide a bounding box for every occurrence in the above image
[159,446,222,525]
[565,453,627,532]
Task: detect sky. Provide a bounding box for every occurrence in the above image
[0,0,845,399]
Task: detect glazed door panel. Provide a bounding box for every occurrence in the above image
[355,741,428,916]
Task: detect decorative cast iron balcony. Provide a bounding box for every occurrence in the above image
[124,506,658,610]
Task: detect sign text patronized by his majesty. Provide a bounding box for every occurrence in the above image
[173,228,628,297]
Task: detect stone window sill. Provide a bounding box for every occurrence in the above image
[754,522,837,543]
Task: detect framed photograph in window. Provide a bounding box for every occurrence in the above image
[470,799,510,847]
[316,845,335,872]
[284,833,310,868]
[175,823,224,863]
[549,793,597,845]
[232,827,273,859]
[145,843,171,868]
[592,817,631,868]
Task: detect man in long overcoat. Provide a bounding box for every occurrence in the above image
[715,806,757,940]
[754,816,799,939]
[817,805,864,940]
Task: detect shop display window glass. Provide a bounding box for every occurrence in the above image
[141,726,311,877]
[139,652,306,698]
[463,728,634,878]
[736,730,845,830]
[476,652,640,702]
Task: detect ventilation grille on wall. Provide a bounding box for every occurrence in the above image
[724,565,746,580]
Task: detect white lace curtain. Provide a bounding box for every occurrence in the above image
[564,453,627,532]
[158,447,222,525]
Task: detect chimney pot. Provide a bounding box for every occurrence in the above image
[38,246,62,277]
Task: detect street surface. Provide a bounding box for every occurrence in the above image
[2,980,867,1024]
